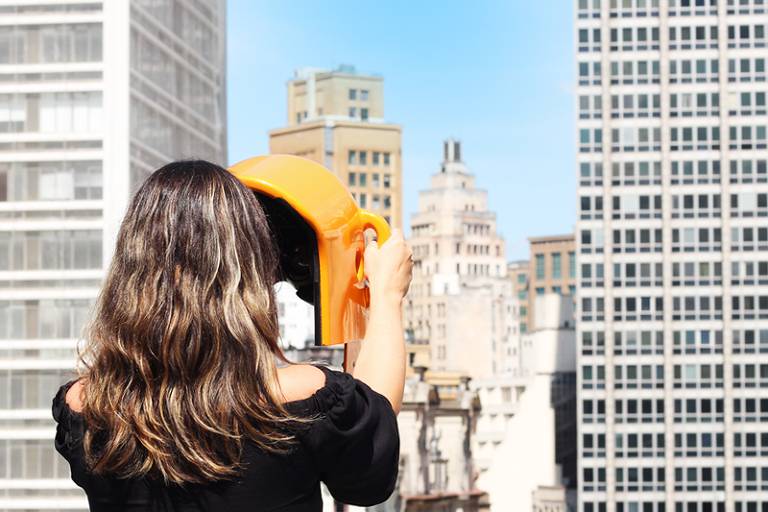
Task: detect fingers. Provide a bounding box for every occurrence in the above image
[377,228,403,247]
[364,226,379,246]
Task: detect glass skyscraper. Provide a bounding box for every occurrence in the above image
[0,1,226,509]
[577,1,768,512]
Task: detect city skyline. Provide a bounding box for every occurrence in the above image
[227,0,576,260]
[2,1,767,511]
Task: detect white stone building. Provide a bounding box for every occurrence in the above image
[393,370,488,512]
[405,139,516,379]
[275,282,315,349]
[477,294,576,512]
[576,1,768,511]
[471,373,528,477]
[0,1,226,509]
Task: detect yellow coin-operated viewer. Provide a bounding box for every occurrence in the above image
[228,154,391,370]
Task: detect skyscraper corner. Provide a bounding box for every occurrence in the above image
[576,1,766,511]
[0,1,227,508]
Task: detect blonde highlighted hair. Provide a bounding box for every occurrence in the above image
[78,160,304,484]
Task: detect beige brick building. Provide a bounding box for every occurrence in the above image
[269,66,402,228]
[527,234,575,331]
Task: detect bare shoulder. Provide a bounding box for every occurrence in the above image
[276,364,327,403]
[65,379,85,413]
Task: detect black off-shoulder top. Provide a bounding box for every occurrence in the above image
[52,366,400,511]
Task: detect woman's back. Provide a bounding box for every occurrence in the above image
[51,160,412,510]
[54,365,399,511]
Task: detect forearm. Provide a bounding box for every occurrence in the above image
[352,292,406,414]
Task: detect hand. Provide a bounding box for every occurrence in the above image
[363,228,413,302]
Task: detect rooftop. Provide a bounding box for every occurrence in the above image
[528,233,574,244]
[292,64,383,81]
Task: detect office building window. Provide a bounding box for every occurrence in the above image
[0,161,101,201]
[553,286,562,294]
[0,230,102,271]
[359,151,367,165]
[536,254,545,279]
[0,23,102,65]
[373,151,380,165]
[536,287,545,295]
[361,89,369,100]
[348,89,357,100]
[348,107,357,118]
[384,195,391,208]
[383,174,391,188]
[552,252,562,279]
[131,99,216,160]
[372,173,380,187]
[0,92,103,133]
[348,150,357,165]
[383,152,391,166]
[569,251,576,278]
[361,108,369,121]
[359,173,367,186]
[0,299,92,339]
[358,193,367,208]
[348,172,356,186]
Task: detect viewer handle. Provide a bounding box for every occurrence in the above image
[356,210,391,282]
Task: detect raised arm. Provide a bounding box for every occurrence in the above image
[351,229,413,414]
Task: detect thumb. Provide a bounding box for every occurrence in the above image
[363,239,378,282]
[364,236,379,271]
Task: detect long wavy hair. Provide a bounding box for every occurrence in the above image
[78,160,304,484]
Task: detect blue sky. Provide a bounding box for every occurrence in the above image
[227,1,575,260]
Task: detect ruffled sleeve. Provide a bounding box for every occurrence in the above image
[52,380,90,487]
[289,366,400,506]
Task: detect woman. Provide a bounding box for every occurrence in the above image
[52,160,413,511]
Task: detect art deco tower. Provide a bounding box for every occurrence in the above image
[405,139,514,378]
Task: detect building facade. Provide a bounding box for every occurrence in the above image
[396,369,488,512]
[576,2,767,512]
[471,373,527,477]
[528,234,576,332]
[508,259,530,336]
[404,139,515,379]
[477,294,577,511]
[0,1,226,509]
[269,65,402,228]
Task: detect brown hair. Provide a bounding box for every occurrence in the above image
[78,160,304,484]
